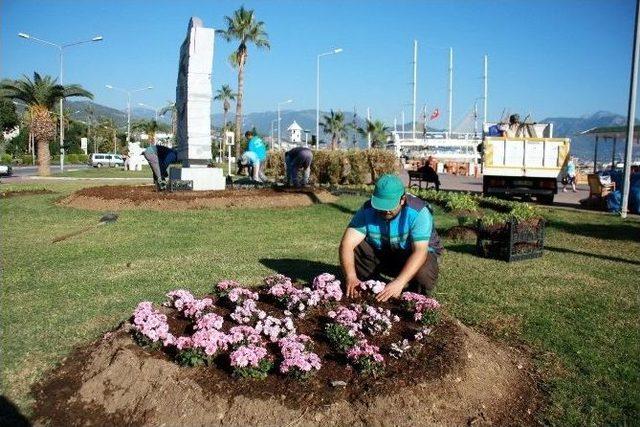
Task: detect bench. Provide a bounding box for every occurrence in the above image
[408,170,438,190]
[587,174,615,198]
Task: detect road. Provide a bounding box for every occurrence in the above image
[8,164,91,177]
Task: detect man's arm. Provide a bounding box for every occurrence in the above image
[339,228,366,298]
[376,241,429,302]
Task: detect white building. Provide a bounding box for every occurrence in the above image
[287,121,303,143]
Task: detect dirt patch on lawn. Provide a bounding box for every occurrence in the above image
[31,294,542,426]
[444,225,478,241]
[57,185,337,211]
[1,189,54,198]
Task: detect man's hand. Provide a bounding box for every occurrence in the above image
[346,275,361,299]
[376,280,405,302]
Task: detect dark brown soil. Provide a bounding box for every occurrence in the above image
[31,291,542,426]
[0,189,54,198]
[444,225,478,241]
[57,185,337,211]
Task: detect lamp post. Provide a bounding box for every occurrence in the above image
[277,99,293,149]
[18,32,103,173]
[138,102,160,122]
[316,48,343,149]
[106,85,153,144]
[270,119,278,149]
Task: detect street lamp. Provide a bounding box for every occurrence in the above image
[277,99,293,148]
[18,31,103,172]
[138,102,160,122]
[106,85,153,144]
[270,119,278,149]
[316,48,343,149]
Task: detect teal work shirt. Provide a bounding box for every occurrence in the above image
[349,194,442,254]
[247,136,267,161]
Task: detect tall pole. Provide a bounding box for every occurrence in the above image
[316,55,320,149]
[401,110,405,136]
[59,48,64,172]
[315,48,342,150]
[127,92,131,144]
[448,47,453,135]
[367,107,371,148]
[18,33,103,173]
[622,0,640,219]
[412,40,418,140]
[483,54,488,126]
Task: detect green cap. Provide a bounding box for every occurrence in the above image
[371,174,405,211]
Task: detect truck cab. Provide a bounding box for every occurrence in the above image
[480,122,570,204]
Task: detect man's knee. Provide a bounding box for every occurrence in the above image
[354,240,379,280]
[408,255,439,295]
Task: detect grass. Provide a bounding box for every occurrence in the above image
[54,166,152,178]
[1,181,639,425]
[54,163,235,178]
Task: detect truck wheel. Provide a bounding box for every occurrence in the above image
[96,163,103,168]
[537,194,554,205]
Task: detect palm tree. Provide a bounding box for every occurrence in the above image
[159,102,176,142]
[0,72,93,175]
[213,84,236,132]
[320,110,348,150]
[358,119,391,148]
[132,119,160,145]
[221,6,270,157]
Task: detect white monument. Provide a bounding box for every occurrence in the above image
[169,17,225,191]
[126,142,146,171]
[287,121,303,143]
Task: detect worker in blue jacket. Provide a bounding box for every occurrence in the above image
[245,131,268,181]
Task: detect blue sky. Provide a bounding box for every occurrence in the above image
[1,0,636,128]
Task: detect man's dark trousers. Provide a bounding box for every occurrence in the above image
[353,239,439,295]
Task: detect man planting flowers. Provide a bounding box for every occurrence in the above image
[339,174,443,302]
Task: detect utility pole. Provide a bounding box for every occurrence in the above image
[412,40,418,140]
[448,47,453,135]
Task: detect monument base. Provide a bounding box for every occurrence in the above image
[169,167,225,191]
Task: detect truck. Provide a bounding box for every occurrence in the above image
[481,122,570,204]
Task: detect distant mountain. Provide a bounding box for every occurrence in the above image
[64,102,630,141]
[66,100,172,126]
[541,111,632,137]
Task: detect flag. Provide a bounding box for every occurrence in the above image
[430,108,440,120]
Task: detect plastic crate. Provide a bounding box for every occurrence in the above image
[168,179,193,192]
[476,218,545,262]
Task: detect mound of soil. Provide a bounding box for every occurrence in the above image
[58,185,337,211]
[1,189,54,198]
[444,226,478,241]
[32,293,541,426]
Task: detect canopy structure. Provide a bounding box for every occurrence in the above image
[581,126,640,172]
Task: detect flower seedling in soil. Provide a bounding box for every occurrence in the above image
[325,323,359,353]
[230,345,273,379]
[346,340,385,376]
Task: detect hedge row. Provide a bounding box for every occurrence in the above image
[264,149,399,185]
[15,153,89,165]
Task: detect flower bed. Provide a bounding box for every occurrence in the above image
[130,273,443,381]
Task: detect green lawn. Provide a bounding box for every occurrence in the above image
[1,181,639,425]
[54,166,152,178]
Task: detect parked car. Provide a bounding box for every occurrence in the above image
[0,164,12,176]
[89,153,124,168]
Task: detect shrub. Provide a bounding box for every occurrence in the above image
[66,154,79,164]
[0,153,12,165]
[20,154,34,165]
[265,149,398,185]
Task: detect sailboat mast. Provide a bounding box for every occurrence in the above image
[412,40,418,140]
[483,54,488,126]
[448,47,453,134]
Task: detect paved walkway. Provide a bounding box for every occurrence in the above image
[399,170,640,218]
